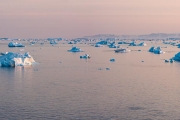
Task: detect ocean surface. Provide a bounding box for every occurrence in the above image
[1,41,180,120]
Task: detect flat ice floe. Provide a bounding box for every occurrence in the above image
[114,48,131,53]
[0,52,35,67]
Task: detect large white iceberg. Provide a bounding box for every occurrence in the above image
[8,42,25,47]
[0,52,35,67]
[68,46,84,52]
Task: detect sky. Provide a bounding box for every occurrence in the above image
[0,0,180,38]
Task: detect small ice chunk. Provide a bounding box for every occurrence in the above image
[80,54,90,59]
[110,58,115,62]
[170,59,173,63]
[106,68,110,70]
[165,59,169,62]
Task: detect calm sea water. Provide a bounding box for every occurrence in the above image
[1,41,180,120]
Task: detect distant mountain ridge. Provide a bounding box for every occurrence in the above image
[84,33,180,39]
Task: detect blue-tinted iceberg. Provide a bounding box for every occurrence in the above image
[149,46,155,52]
[138,42,147,46]
[129,41,137,46]
[0,52,35,67]
[94,44,103,47]
[50,40,58,44]
[173,52,180,61]
[110,58,115,62]
[108,42,120,48]
[129,41,147,46]
[68,46,84,52]
[8,42,25,47]
[149,46,165,54]
[80,54,90,59]
[96,40,108,45]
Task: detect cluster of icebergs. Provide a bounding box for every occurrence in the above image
[0,52,35,67]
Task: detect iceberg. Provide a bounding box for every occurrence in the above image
[50,40,58,44]
[96,40,108,45]
[173,52,180,61]
[68,46,84,52]
[0,52,35,67]
[8,42,25,47]
[149,46,155,52]
[80,54,90,59]
[94,44,103,47]
[138,42,147,46]
[108,42,120,48]
[129,41,137,46]
[110,58,115,62]
[149,46,165,54]
[129,41,147,46]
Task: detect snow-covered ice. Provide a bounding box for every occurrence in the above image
[0,52,35,67]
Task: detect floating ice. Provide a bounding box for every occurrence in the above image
[110,58,115,62]
[8,42,25,47]
[94,44,103,47]
[50,40,58,44]
[173,52,180,61]
[129,41,147,46]
[138,42,147,46]
[96,40,108,45]
[0,52,35,67]
[164,59,169,62]
[149,46,165,54]
[80,54,90,59]
[170,59,173,63]
[106,68,110,70]
[114,48,131,53]
[118,41,130,44]
[108,42,120,48]
[129,41,137,46]
[68,46,84,52]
